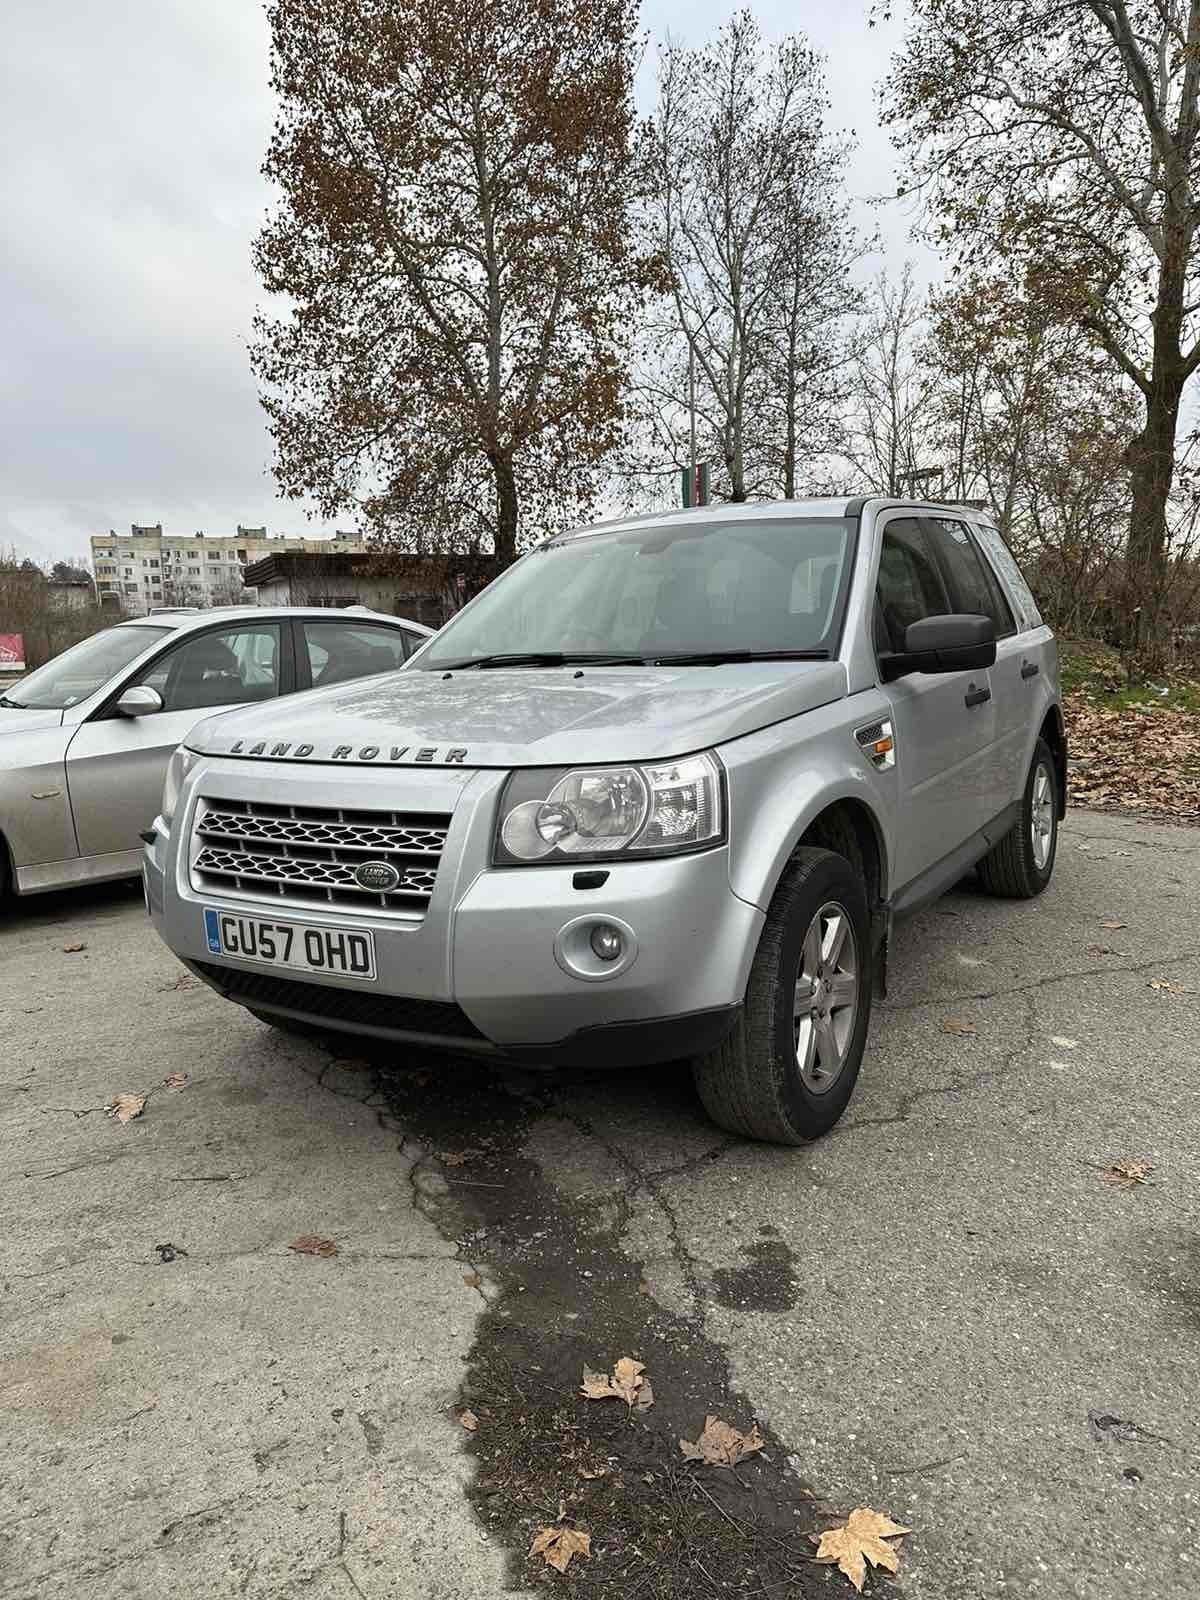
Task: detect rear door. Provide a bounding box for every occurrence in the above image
[875,514,996,891]
[67,621,289,858]
[921,515,1023,811]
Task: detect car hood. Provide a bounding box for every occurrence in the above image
[186,662,848,769]
[0,706,65,737]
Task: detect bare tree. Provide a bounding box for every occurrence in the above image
[253,0,648,566]
[638,12,857,503]
[841,265,934,495]
[881,0,1200,665]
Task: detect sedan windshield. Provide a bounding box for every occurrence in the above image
[416,517,855,670]
[2,626,170,710]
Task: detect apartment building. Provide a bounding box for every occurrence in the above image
[90,524,365,614]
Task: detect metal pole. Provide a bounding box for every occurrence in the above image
[688,341,696,504]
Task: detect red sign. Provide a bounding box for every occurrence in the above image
[0,633,25,672]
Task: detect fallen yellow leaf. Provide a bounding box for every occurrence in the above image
[940,1020,977,1036]
[814,1507,911,1592]
[679,1415,765,1467]
[580,1357,654,1410]
[529,1525,591,1573]
[104,1093,146,1124]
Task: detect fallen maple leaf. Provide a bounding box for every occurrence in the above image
[460,1409,479,1432]
[104,1093,146,1124]
[62,942,87,953]
[940,1019,977,1036]
[813,1507,911,1592]
[580,1357,654,1410]
[288,1235,338,1257]
[162,1072,189,1089]
[1104,1159,1153,1186]
[680,1415,765,1467]
[529,1525,591,1573]
[1100,919,1127,931]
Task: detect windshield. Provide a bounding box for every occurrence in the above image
[2,625,170,710]
[417,517,855,669]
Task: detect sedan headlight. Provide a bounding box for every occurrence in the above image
[494,752,724,865]
[161,745,201,826]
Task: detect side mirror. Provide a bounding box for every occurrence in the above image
[880,614,996,681]
[115,685,165,717]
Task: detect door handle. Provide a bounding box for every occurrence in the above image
[964,684,991,708]
[1021,659,1040,679]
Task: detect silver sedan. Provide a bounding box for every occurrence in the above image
[0,606,431,898]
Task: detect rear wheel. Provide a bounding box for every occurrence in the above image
[692,847,872,1145]
[978,738,1058,899]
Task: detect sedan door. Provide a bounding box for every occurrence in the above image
[875,516,997,894]
[66,621,288,860]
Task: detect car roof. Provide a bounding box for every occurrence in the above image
[551,497,998,543]
[115,606,433,636]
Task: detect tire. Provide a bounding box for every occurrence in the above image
[978,737,1058,899]
[692,847,873,1145]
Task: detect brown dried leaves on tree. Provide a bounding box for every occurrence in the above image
[254,0,654,566]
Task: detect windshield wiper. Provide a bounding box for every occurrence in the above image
[438,652,649,670]
[0,695,28,709]
[652,649,831,666]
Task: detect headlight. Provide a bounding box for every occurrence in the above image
[494,752,724,865]
[161,745,201,826]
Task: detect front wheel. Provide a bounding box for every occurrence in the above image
[692,847,873,1145]
[978,738,1058,899]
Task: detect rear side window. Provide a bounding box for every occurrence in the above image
[875,518,951,653]
[971,523,1043,632]
[302,621,408,688]
[924,517,1016,637]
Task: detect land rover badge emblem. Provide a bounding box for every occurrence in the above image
[355,861,402,892]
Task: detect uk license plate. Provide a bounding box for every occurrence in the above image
[203,908,376,980]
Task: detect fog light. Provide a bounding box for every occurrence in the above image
[589,923,624,962]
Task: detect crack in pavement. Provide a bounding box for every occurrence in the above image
[882,948,1200,1013]
[840,990,1041,1133]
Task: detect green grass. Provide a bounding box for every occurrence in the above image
[1059,636,1200,713]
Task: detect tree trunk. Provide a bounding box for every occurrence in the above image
[492,453,519,568]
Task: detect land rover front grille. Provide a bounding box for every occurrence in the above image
[190,797,451,915]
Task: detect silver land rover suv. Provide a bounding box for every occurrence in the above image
[145,499,1064,1144]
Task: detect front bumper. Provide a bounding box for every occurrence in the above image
[144,758,762,1067]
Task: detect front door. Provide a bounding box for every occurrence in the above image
[66,621,285,859]
[874,516,997,893]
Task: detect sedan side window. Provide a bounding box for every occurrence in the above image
[134,625,282,712]
[875,518,951,654]
[302,621,408,688]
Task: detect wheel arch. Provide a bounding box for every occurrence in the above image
[797,797,887,913]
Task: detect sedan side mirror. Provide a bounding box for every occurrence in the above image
[115,685,165,717]
[880,614,996,681]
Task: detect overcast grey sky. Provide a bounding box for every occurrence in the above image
[0,0,925,565]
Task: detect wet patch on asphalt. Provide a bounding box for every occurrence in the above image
[711,1233,799,1313]
[364,1052,845,1597]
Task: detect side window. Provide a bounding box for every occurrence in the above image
[875,518,951,654]
[924,517,1016,637]
[135,625,281,712]
[972,523,1042,631]
[302,622,408,688]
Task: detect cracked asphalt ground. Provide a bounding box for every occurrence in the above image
[2,809,1199,1599]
